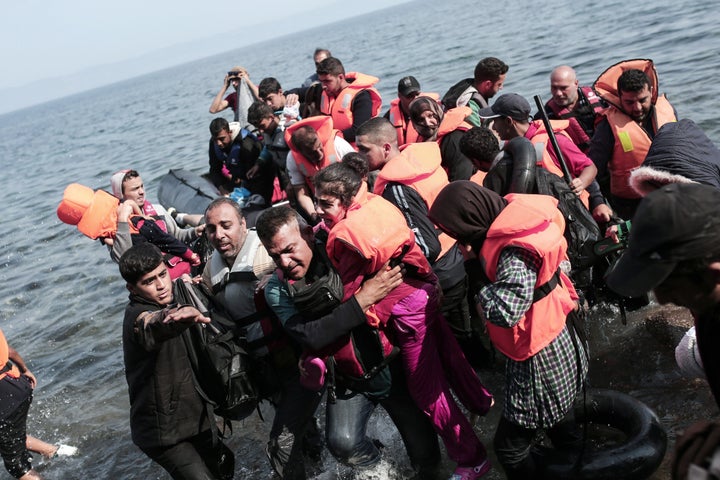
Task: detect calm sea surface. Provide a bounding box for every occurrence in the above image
[1,0,719,478]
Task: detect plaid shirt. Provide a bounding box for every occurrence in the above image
[477,247,587,428]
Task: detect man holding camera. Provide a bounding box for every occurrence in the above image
[209,66,259,114]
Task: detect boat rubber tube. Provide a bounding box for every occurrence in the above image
[535,388,667,480]
[157,168,221,215]
[506,136,536,194]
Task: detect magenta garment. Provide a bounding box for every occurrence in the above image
[390,281,493,467]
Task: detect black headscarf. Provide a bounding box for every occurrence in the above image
[428,180,507,251]
[409,96,444,141]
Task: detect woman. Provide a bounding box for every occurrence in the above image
[313,163,493,480]
[428,181,588,480]
[409,96,476,181]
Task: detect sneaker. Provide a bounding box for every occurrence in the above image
[55,444,78,457]
[449,460,491,479]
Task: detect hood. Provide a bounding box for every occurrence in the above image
[630,119,720,196]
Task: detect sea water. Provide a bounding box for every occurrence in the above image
[0,0,719,478]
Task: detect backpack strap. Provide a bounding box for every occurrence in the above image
[532,269,561,303]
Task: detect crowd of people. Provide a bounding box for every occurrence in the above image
[22,47,720,480]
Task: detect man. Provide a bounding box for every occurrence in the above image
[119,243,234,480]
[202,198,322,479]
[535,65,607,151]
[257,77,301,118]
[443,57,508,127]
[604,183,720,480]
[355,117,490,367]
[316,57,382,144]
[209,117,275,205]
[284,116,354,223]
[588,60,677,219]
[459,125,504,185]
[208,66,259,114]
[384,76,439,146]
[302,48,331,88]
[247,101,295,203]
[256,205,443,479]
[478,93,612,222]
[108,169,203,268]
[0,329,43,480]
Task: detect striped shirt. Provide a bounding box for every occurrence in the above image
[477,247,587,428]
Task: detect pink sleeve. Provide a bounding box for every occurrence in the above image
[555,135,593,177]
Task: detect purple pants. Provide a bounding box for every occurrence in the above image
[391,281,493,467]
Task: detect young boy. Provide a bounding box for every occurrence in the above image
[119,243,233,479]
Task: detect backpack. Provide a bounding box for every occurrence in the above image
[175,279,260,421]
[441,78,486,111]
[484,138,601,290]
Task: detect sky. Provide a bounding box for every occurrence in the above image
[0,0,407,113]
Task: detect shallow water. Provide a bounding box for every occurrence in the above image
[1,0,719,478]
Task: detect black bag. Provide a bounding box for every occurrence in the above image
[175,280,260,421]
[441,78,474,111]
[534,168,601,275]
[286,243,344,318]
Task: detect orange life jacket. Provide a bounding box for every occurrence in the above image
[373,142,457,261]
[435,106,473,144]
[0,329,20,381]
[480,194,577,361]
[593,59,677,198]
[57,183,120,239]
[527,120,591,209]
[387,92,440,146]
[319,72,382,134]
[327,188,433,319]
[285,116,342,193]
[594,58,659,111]
[604,96,676,199]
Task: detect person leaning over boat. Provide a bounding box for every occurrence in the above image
[603,183,720,480]
[209,117,275,206]
[284,116,354,224]
[534,65,607,152]
[316,56,382,145]
[587,60,677,219]
[257,205,445,479]
[428,181,588,480]
[208,66,259,115]
[107,169,203,266]
[200,198,322,480]
[119,243,234,480]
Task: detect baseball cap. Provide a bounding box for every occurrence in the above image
[398,76,421,97]
[477,93,531,121]
[605,183,720,298]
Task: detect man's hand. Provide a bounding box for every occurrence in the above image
[355,261,404,310]
[570,177,586,195]
[194,224,205,237]
[163,305,210,324]
[592,203,613,223]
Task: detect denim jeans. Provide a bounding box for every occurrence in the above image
[326,361,441,475]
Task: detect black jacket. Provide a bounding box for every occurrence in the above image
[122,286,210,448]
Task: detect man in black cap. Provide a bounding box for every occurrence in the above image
[478,93,611,222]
[605,182,720,480]
[384,76,439,146]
